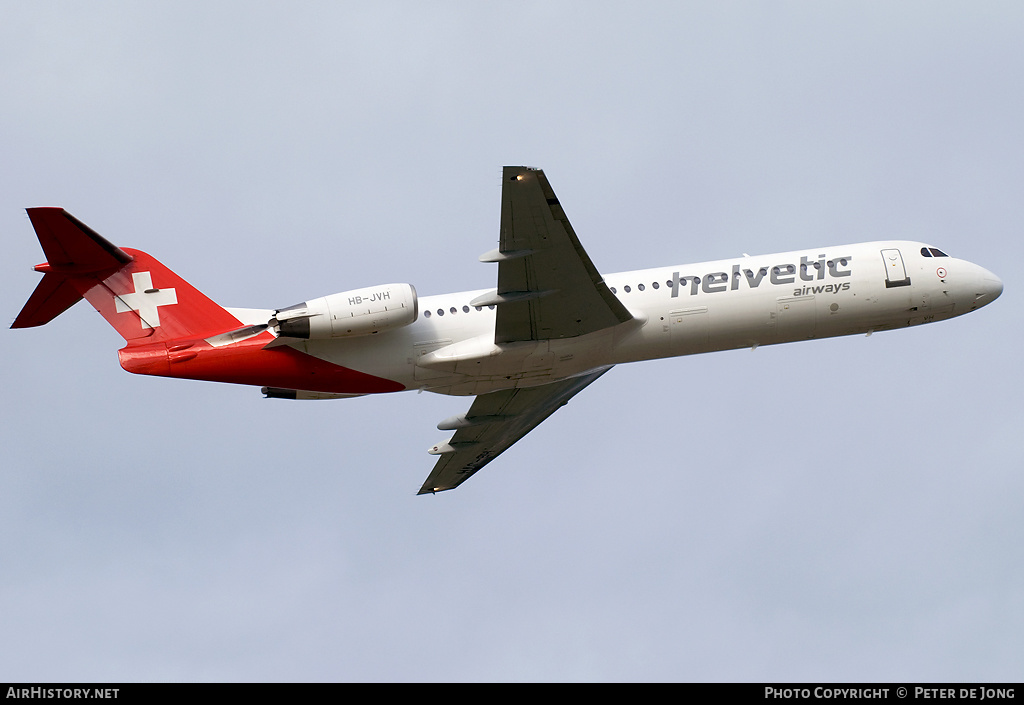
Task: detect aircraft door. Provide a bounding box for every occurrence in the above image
[881,248,911,288]
[775,296,816,341]
[669,306,709,354]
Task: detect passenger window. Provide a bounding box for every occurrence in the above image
[638,283,645,291]
[424,310,431,318]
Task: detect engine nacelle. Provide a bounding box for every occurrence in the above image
[275,283,418,339]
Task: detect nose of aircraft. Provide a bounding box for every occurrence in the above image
[973,266,1003,309]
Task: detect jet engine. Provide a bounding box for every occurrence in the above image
[274,283,418,339]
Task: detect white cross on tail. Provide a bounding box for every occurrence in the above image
[114,271,178,328]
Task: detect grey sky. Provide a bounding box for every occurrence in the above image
[1,2,1021,681]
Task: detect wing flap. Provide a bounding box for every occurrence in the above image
[417,366,612,494]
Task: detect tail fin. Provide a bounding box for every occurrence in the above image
[13,208,241,343]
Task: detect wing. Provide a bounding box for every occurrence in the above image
[472,167,632,344]
[418,366,613,494]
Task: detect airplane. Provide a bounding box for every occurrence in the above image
[12,166,1003,494]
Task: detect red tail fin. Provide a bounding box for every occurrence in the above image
[13,208,241,342]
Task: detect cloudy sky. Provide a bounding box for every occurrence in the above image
[1,2,1021,682]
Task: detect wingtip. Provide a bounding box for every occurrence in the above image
[417,485,451,495]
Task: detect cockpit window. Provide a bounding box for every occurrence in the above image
[921,247,932,257]
[929,248,948,257]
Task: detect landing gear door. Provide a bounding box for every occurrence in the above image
[881,248,911,288]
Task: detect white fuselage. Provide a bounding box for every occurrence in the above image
[235,240,1001,397]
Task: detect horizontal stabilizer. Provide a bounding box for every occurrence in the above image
[12,209,133,329]
[27,208,132,273]
[12,272,87,328]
